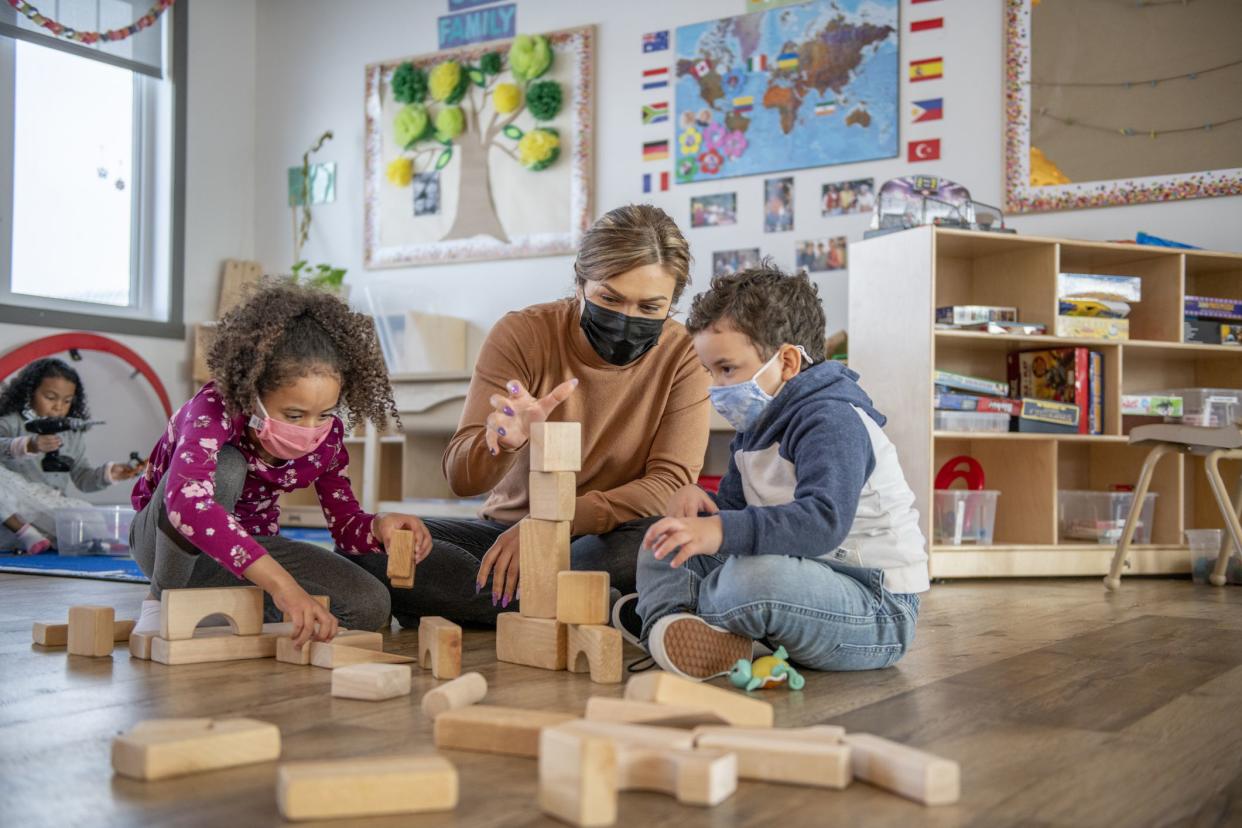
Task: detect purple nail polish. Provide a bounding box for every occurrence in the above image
[503,406,514,416]
[491,594,498,606]
[490,448,497,456]
[498,427,506,437]
[509,383,519,394]
[475,582,481,594]
[501,595,510,609]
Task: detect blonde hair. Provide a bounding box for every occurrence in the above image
[573,204,692,304]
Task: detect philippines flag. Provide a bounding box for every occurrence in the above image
[912,97,943,122]
[642,30,669,53]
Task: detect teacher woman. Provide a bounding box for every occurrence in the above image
[370,204,710,627]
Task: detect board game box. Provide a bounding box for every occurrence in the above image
[933,370,1009,397]
[1008,348,1100,434]
[1055,316,1129,340]
[1058,272,1142,302]
[1185,296,1242,321]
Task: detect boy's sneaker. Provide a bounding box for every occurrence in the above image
[610,592,643,648]
[647,613,753,681]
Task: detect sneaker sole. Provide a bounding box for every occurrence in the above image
[660,617,753,680]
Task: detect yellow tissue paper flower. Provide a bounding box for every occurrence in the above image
[429,60,463,102]
[493,83,522,114]
[386,157,413,187]
[518,128,560,169]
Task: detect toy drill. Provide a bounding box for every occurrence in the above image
[23,417,104,473]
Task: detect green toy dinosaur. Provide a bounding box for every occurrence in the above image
[728,646,806,692]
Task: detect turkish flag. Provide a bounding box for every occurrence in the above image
[908,138,941,162]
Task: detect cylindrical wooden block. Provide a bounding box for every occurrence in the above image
[421,671,489,718]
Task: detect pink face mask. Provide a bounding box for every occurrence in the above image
[248,398,333,460]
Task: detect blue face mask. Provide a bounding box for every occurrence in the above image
[708,346,812,432]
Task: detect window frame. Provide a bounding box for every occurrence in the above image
[0,0,186,339]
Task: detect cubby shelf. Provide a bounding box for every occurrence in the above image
[850,226,1242,579]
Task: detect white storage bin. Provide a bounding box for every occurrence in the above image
[1058,491,1157,544]
[1157,388,1242,427]
[933,490,999,545]
[934,411,1011,433]
[54,506,135,557]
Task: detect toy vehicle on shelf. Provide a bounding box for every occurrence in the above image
[865,175,1015,238]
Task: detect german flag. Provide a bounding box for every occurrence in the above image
[643,140,670,161]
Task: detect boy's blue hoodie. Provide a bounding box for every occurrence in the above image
[713,360,929,594]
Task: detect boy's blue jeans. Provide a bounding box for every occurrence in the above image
[635,551,921,672]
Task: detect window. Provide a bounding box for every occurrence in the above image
[0,0,185,338]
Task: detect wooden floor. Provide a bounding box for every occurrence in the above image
[3,574,1242,827]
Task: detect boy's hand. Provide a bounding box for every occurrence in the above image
[665,484,719,518]
[476,522,520,607]
[643,516,723,568]
[373,513,434,563]
[484,378,578,455]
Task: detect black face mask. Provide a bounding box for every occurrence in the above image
[579,299,666,366]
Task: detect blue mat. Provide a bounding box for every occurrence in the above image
[0,553,148,583]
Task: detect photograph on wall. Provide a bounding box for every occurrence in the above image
[364,26,595,267]
[712,247,761,277]
[821,177,875,216]
[690,193,738,228]
[795,236,848,273]
[674,0,898,184]
[764,176,793,233]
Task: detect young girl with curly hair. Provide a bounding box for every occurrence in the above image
[130,282,432,647]
[0,358,141,554]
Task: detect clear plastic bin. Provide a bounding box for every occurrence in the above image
[54,506,135,557]
[1187,528,1242,585]
[1058,491,1157,544]
[933,490,999,545]
[934,411,1011,433]
[1157,388,1242,427]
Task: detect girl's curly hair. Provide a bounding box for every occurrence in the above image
[0,358,89,419]
[207,280,399,431]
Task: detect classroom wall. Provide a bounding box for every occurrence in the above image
[250,0,1242,347]
[0,0,257,505]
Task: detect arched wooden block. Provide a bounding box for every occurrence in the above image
[567,625,622,684]
[418,616,462,679]
[159,587,264,641]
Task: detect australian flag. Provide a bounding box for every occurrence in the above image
[642,30,669,53]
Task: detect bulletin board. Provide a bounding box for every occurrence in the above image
[364,26,594,268]
[1004,0,1242,213]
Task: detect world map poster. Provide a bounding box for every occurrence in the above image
[674,0,898,184]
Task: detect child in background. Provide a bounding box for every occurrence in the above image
[632,264,928,679]
[0,358,141,553]
[130,282,431,647]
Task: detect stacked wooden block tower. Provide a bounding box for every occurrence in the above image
[496,422,622,684]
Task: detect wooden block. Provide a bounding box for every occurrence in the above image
[557,572,610,625]
[567,625,623,684]
[843,733,961,806]
[150,629,279,665]
[418,616,462,679]
[584,698,727,729]
[68,606,115,657]
[421,672,488,718]
[694,727,852,789]
[160,586,264,641]
[331,663,412,701]
[191,322,218,383]
[625,671,774,727]
[496,612,566,670]
[693,724,845,743]
[529,470,576,520]
[217,258,264,318]
[277,755,457,821]
[129,631,154,660]
[309,642,414,669]
[386,529,415,589]
[434,705,576,758]
[34,618,134,648]
[555,719,695,751]
[530,421,582,472]
[276,629,382,666]
[281,594,329,623]
[538,726,618,827]
[112,718,280,781]
[518,518,571,618]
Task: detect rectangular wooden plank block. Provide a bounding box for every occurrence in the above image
[434,705,576,758]
[68,605,115,657]
[418,616,462,679]
[150,629,279,665]
[277,755,457,820]
[538,726,617,827]
[557,571,610,625]
[530,421,582,472]
[518,518,571,618]
[386,529,416,589]
[529,470,577,520]
[584,698,728,729]
[160,586,263,641]
[496,612,567,670]
[567,624,623,684]
[625,671,774,727]
[276,629,382,666]
[309,642,414,669]
[694,728,852,789]
[35,618,134,648]
[112,718,280,781]
[843,733,961,806]
[331,663,412,701]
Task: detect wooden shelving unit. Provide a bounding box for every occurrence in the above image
[849,226,1242,578]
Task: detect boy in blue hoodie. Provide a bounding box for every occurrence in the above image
[630,264,928,680]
